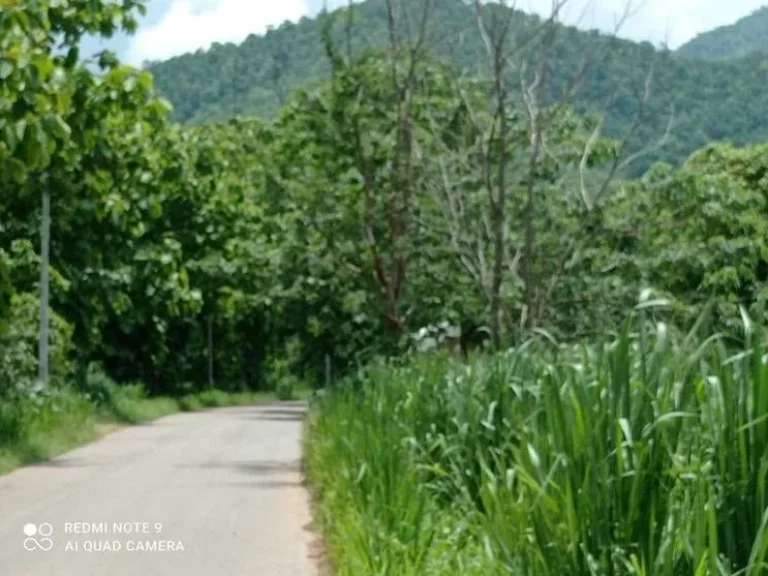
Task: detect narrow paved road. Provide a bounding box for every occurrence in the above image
[0,402,318,575]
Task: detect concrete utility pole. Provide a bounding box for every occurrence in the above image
[208,314,214,388]
[38,177,50,383]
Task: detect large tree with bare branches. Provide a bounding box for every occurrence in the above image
[318,0,442,334]
[419,0,675,346]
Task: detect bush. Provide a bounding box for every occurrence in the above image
[0,292,74,398]
[104,381,178,423]
[267,336,303,401]
[0,294,72,397]
[0,249,12,335]
[179,389,232,410]
[275,377,296,401]
[177,394,202,411]
[78,362,119,406]
[0,386,94,450]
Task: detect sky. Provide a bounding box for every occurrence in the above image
[80,0,768,66]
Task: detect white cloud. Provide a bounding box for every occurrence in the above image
[127,0,767,64]
[518,0,767,48]
[126,0,309,64]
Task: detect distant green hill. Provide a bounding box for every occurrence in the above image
[146,0,768,175]
[677,6,768,60]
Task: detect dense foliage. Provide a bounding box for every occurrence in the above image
[677,6,768,60]
[608,143,768,333]
[0,0,284,415]
[306,310,768,575]
[146,0,768,175]
[3,0,768,401]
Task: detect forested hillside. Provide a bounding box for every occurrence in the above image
[146,0,768,174]
[677,6,768,60]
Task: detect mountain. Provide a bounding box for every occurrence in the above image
[677,6,768,60]
[146,0,768,175]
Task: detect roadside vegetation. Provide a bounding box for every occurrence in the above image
[306,304,768,575]
[0,362,308,475]
[1,0,316,472]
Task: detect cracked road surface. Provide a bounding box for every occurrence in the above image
[0,401,317,576]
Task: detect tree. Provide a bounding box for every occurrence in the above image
[611,143,768,334]
[317,0,439,334]
[422,0,673,345]
[0,0,147,383]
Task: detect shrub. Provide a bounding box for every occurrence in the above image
[78,362,119,406]
[275,377,296,401]
[0,249,12,335]
[268,336,303,401]
[0,292,74,398]
[0,386,94,449]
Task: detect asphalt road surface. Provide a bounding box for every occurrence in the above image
[0,401,318,575]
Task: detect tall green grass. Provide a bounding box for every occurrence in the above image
[305,312,768,575]
[0,387,96,473]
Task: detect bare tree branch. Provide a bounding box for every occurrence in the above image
[578,60,675,210]
[422,0,666,340]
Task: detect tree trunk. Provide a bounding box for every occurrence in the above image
[207,313,214,389]
[489,123,506,349]
[38,185,50,384]
[523,123,543,330]
[489,32,508,350]
[523,177,535,329]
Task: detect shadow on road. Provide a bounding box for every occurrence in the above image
[217,479,305,489]
[30,457,97,469]
[179,459,301,477]
[246,414,305,422]
[244,407,307,422]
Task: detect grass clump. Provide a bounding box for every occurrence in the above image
[0,387,96,474]
[80,365,179,423]
[305,311,768,575]
[276,377,298,401]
